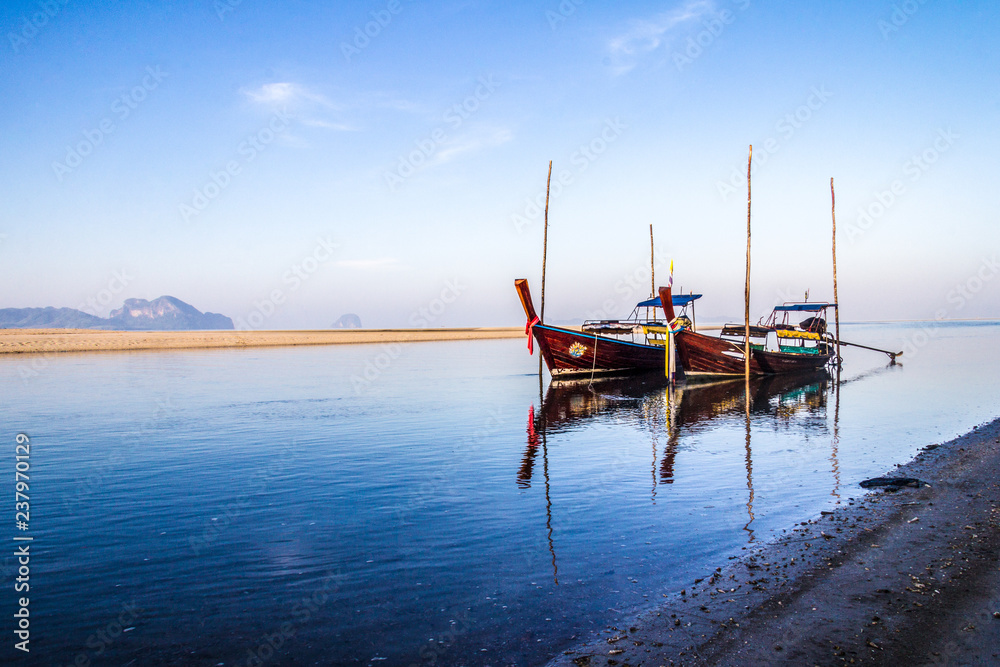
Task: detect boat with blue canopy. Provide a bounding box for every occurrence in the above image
[515,279,700,379]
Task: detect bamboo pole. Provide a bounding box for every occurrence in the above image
[744,146,752,386]
[831,177,841,368]
[539,161,552,379]
[540,160,552,323]
[650,224,655,297]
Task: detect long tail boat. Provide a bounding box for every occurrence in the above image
[514,279,699,379]
[658,286,833,378]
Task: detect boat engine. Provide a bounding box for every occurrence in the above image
[799,317,827,334]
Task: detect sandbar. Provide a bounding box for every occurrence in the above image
[0,327,524,355]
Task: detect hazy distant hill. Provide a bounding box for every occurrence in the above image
[0,306,109,329]
[0,296,234,330]
[332,313,362,329]
[108,296,233,330]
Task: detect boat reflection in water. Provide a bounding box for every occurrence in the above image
[518,370,832,578]
[520,371,830,486]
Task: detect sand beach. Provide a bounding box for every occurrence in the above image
[550,418,1000,665]
[0,327,524,355]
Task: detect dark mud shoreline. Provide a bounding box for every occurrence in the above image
[550,417,1000,666]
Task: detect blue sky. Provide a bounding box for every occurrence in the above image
[1,0,998,328]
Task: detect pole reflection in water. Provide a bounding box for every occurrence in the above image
[660,385,681,485]
[744,391,755,543]
[518,406,540,489]
[831,365,841,501]
[519,405,559,584]
[825,360,901,500]
[542,410,558,585]
[519,371,834,573]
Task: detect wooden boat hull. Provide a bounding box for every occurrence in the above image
[659,286,832,378]
[515,279,672,379]
[530,323,667,378]
[673,329,764,377]
[752,347,832,374]
[673,329,832,377]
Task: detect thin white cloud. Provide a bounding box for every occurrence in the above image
[244,82,342,110]
[336,258,401,270]
[428,126,513,167]
[301,118,357,131]
[607,0,716,74]
[244,82,298,105]
[243,82,349,134]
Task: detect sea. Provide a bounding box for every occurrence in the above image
[2,321,998,666]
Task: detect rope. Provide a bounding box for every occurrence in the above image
[587,334,599,391]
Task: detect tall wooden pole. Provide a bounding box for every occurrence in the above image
[540,160,552,323]
[539,161,553,379]
[831,177,841,369]
[744,146,752,385]
[650,224,655,297]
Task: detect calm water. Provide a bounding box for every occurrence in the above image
[2,322,998,666]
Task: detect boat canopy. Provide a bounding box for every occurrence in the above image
[636,294,702,308]
[773,302,836,312]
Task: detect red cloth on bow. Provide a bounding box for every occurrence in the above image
[525,315,540,354]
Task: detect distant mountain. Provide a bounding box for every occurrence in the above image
[0,306,108,329]
[0,296,234,330]
[332,313,362,329]
[109,296,233,330]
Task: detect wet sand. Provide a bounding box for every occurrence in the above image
[551,417,1000,666]
[0,327,523,355]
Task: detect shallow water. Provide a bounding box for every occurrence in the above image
[2,321,998,665]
